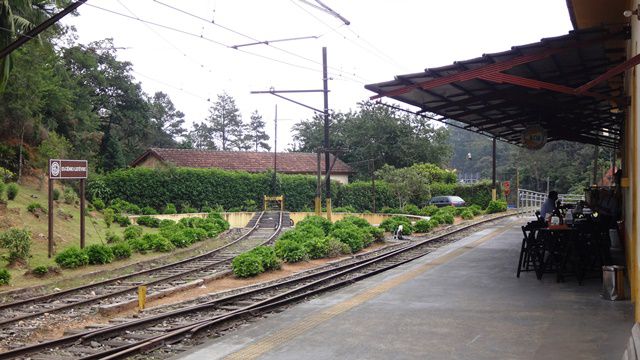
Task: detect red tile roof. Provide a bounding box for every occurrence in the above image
[131,148,353,174]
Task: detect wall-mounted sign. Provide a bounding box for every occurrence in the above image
[49,159,88,179]
[521,126,547,150]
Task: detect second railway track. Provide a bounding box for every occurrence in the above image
[0,211,286,340]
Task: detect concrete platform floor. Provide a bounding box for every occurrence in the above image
[176,217,634,360]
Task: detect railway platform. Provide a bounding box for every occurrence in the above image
[176,216,633,360]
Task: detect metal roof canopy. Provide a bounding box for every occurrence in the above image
[365,27,633,149]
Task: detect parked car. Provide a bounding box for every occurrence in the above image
[429,196,466,207]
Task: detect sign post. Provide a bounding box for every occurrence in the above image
[48,159,88,257]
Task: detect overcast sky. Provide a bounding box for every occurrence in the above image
[63,0,573,151]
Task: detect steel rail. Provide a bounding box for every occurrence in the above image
[0,211,275,327]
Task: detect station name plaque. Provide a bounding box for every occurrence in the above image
[49,159,88,179]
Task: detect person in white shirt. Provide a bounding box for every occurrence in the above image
[540,191,558,221]
[394,224,404,240]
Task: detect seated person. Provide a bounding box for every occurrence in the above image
[540,191,559,222]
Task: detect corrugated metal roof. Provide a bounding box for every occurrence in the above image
[365,27,627,148]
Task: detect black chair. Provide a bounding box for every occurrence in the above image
[517,222,545,278]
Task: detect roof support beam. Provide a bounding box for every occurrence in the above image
[575,52,640,93]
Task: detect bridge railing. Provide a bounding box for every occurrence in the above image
[516,189,585,218]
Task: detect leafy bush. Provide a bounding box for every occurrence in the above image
[402,204,421,215]
[242,199,257,211]
[103,208,115,228]
[232,252,264,278]
[0,228,31,263]
[159,219,176,228]
[275,239,307,263]
[92,198,105,210]
[137,215,160,228]
[379,216,413,234]
[27,202,46,214]
[141,206,158,215]
[115,214,131,227]
[6,183,18,200]
[430,215,443,225]
[32,265,49,276]
[486,200,507,214]
[428,219,440,229]
[421,205,439,216]
[63,188,78,205]
[326,237,351,257]
[0,269,10,285]
[338,215,370,229]
[296,215,332,236]
[109,199,141,214]
[123,226,143,240]
[303,237,330,259]
[181,228,208,243]
[163,203,177,214]
[52,188,61,201]
[105,231,122,244]
[55,247,89,268]
[329,223,365,253]
[440,213,455,224]
[164,230,192,248]
[250,246,281,271]
[85,244,114,265]
[128,237,152,253]
[0,182,4,201]
[461,210,474,220]
[414,219,433,233]
[468,204,483,216]
[110,242,132,259]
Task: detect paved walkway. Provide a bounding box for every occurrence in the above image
[176,217,633,360]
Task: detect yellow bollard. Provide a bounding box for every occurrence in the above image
[491,188,497,201]
[138,285,147,311]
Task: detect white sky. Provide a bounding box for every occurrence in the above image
[63,0,573,151]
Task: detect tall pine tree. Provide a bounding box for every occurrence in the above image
[245,110,271,152]
[206,92,244,151]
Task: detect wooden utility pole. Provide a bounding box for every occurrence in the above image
[492,137,497,201]
[322,47,332,221]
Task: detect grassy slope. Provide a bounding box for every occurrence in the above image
[0,179,158,288]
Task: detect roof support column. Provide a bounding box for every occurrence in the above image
[492,137,497,201]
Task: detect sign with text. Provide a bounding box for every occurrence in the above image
[49,159,88,179]
[521,126,547,150]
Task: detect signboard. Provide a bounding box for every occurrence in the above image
[503,180,511,197]
[49,159,88,179]
[521,126,547,150]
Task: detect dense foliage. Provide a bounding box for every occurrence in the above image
[55,247,89,269]
[0,228,32,263]
[0,269,10,285]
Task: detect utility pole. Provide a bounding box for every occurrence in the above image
[273,104,278,195]
[592,144,599,185]
[322,47,332,221]
[316,148,322,215]
[492,137,497,201]
[370,159,376,213]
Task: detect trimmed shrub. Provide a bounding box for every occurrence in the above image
[141,206,158,215]
[137,215,160,228]
[128,237,152,253]
[427,219,440,229]
[486,200,508,214]
[115,214,131,227]
[6,183,18,200]
[92,198,105,210]
[250,246,281,271]
[181,228,208,243]
[402,204,421,215]
[440,213,455,224]
[123,226,143,240]
[0,269,10,285]
[159,219,176,228]
[55,247,89,268]
[27,202,46,214]
[141,233,175,252]
[163,203,177,214]
[232,252,264,278]
[52,188,61,201]
[329,224,365,253]
[105,231,122,244]
[304,237,329,259]
[326,237,351,257]
[414,219,433,233]
[297,215,332,236]
[0,182,4,200]
[63,188,78,205]
[275,239,307,263]
[469,204,483,216]
[85,244,114,265]
[369,226,385,241]
[164,230,192,248]
[110,242,132,259]
[420,205,439,216]
[103,208,115,228]
[461,210,474,220]
[333,205,357,213]
[32,265,49,277]
[0,228,31,263]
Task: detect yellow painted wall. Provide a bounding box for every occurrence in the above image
[289,212,426,226]
[131,212,256,229]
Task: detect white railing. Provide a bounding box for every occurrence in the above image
[517,188,585,217]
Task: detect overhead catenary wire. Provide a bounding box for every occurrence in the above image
[152,0,368,84]
[85,3,360,81]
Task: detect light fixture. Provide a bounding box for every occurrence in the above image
[624,5,640,18]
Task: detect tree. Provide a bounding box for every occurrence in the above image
[375,164,431,207]
[245,110,270,152]
[148,91,186,147]
[99,129,125,172]
[187,122,216,150]
[206,92,244,151]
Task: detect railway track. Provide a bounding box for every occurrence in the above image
[0,213,515,360]
[0,211,285,336]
